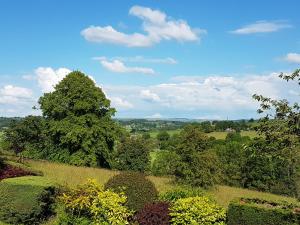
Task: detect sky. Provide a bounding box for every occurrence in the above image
[0,0,299,119]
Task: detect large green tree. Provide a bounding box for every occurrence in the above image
[174,124,220,187]
[243,69,300,196]
[113,135,151,172]
[38,71,118,167]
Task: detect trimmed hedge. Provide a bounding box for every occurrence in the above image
[0,176,55,225]
[104,172,158,211]
[228,198,300,225]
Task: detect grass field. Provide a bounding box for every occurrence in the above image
[26,160,297,207]
[149,129,258,139]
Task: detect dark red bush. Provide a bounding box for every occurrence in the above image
[135,202,170,225]
[0,165,34,180]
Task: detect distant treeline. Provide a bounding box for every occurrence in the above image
[0,117,22,129]
[0,117,255,132]
[116,118,256,133]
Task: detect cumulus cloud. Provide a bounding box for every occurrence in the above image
[35,67,71,93]
[140,89,160,102]
[146,113,163,119]
[101,72,299,119]
[99,59,155,75]
[110,96,133,109]
[231,20,292,34]
[81,5,203,47]
[283,53,300,64]
[0,85,34,106]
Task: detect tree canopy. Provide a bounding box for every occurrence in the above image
[37,71,119,167]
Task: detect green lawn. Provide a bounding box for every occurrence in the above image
[26,160,297,207]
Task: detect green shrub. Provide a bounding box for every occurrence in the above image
[170,196,226,225]
[58,179,131,225]
[113,136,151,172]
[104,172,158,211]
[151,151,180,176]
[227,198,300,225]
[176,151,221,188]
[159,186,206,202]
[0,176,55,225]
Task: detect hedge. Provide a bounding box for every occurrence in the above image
[227,197,300,225]
[0,176,55,225]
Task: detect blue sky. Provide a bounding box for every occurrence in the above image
[0,0,299,119]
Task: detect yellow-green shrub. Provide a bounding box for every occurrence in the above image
[169,196,226,225]
[59,179,132,225]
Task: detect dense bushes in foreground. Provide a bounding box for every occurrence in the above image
[170,196,226,225]
[58,179,132,225]
[58,179,227,225]
[228,198,300,225]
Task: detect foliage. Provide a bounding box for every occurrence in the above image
[27,160,299,208]
[38,71,119,167]
[113,136,151,172]
[134,202,170,225]
[242,139,299,196]
[159,186,206,202]
[142,132,151,140]
[0,156,4,171]
[169,196,226,225]
[0,164,35,180]
[176,150,221,188]
[173,125,221,188]
[151,150,180,176]
[176,124,211,160]
[58,179,132,225]
[212,120,250,132]
[157,131,170,150]
[0,117,22,130]
[215,137,249,187]
[4,116,45,154]
[104,172,158,211]
[200,121,214,133]
[227,197,300,225]
[0,176,55,225]
[243,69,300,197]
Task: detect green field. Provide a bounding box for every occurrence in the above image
[149,129,258,139]
[26,160,297,207]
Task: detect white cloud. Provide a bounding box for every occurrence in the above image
[100,72,299,119]
[94,56,177,64]
[99,59,155,75]
[231,20,292,34]
[35,67,71,93]
[81,5,203,47]
[110,97,133,109]
[0,85,33,105]
[147,113,163,119]
[0,85,32,98]
[283,53,300,64]
[140,89,160,102]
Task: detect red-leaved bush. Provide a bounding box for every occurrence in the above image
[135,202,170,225]
[0,165,34,180]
